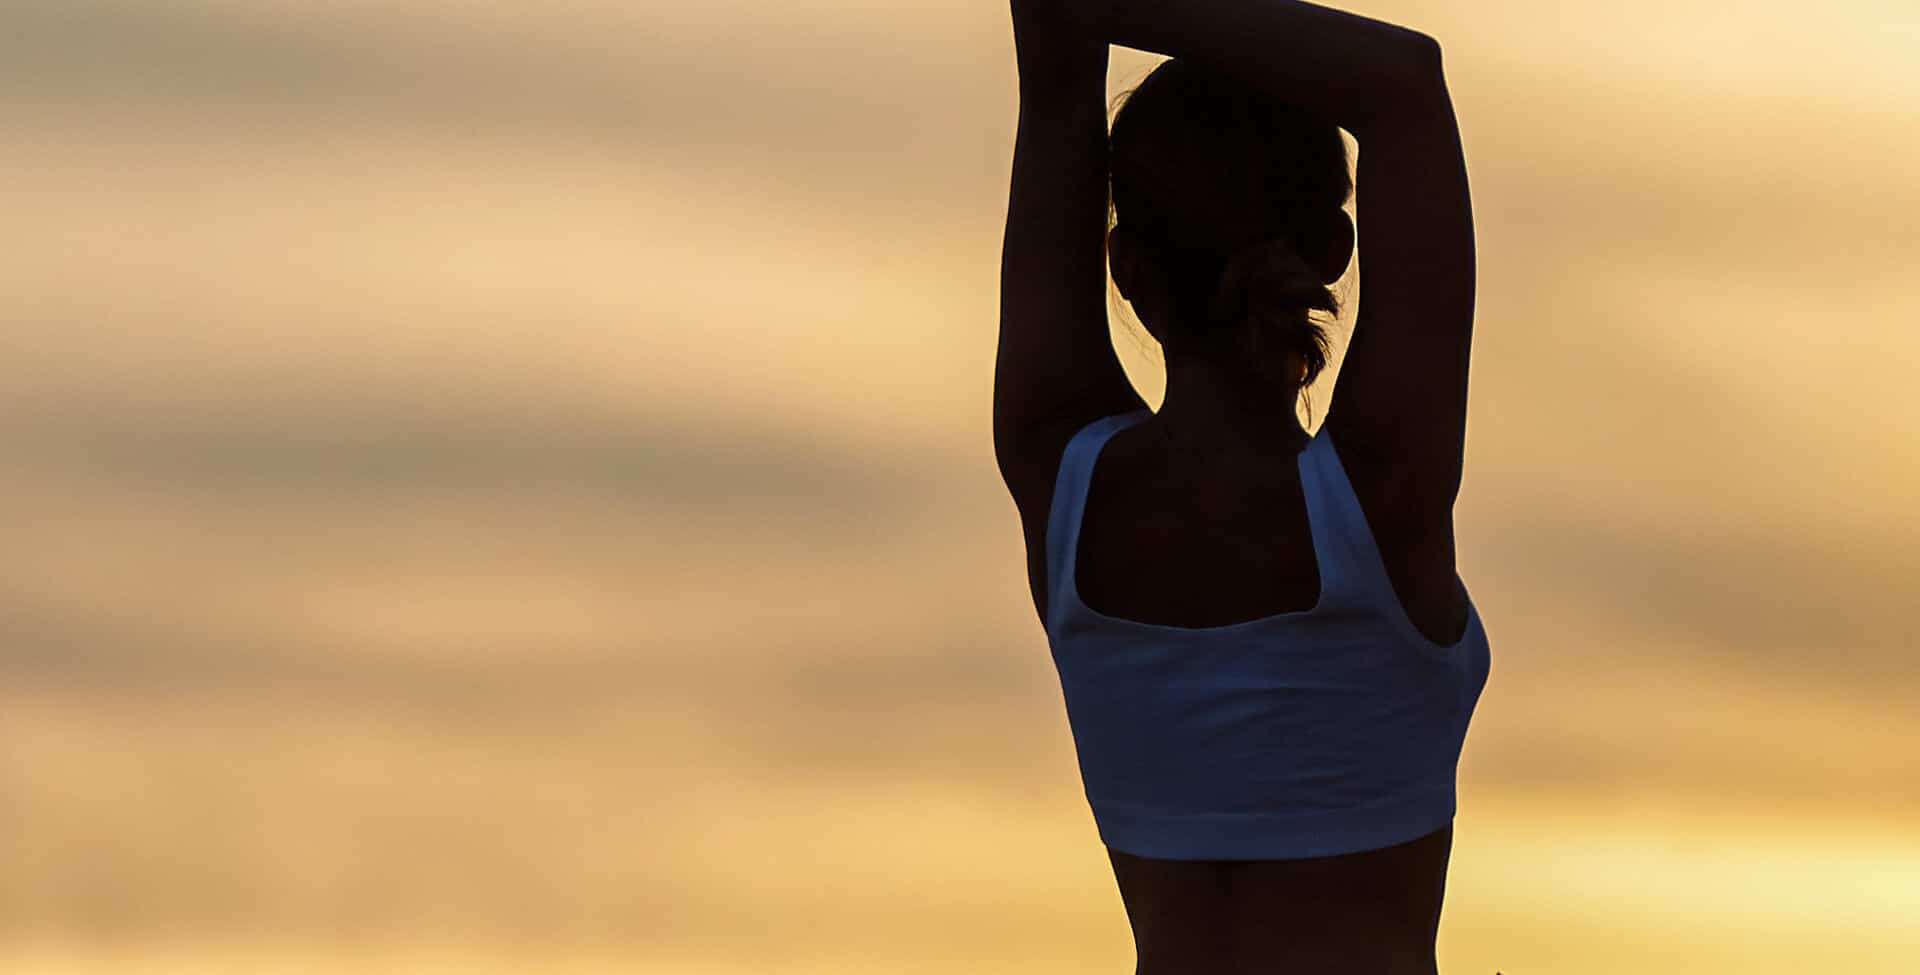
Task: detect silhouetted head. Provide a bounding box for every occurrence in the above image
[1107,58,1355,406]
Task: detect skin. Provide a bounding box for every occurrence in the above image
[1107,824,1455,975]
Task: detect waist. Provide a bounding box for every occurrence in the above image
[1112,822,1452,974]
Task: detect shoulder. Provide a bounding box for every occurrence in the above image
[995,401,1139,535]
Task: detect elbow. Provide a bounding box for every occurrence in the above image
[1351,31,1447,137]
[1394,31,1446,92]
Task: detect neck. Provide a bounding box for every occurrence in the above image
[1150,354,1310,456]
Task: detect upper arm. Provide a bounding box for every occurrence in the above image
[1326,43,1477,517]
[993,71,1148,509]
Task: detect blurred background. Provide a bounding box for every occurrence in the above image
[3,0,1918,972]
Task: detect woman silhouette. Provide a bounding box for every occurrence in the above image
[994,2,1490,972]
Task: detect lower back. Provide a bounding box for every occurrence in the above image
[1108,823,1452,974]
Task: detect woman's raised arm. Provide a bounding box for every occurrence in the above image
[1064,0,1439,138]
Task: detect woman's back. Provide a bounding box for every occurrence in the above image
[1076,417,1469,644]
[1056,413,1474,974]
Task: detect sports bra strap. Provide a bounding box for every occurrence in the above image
[1044,411,1145,605]
[1045,409,1432,628]
[1300,425,1402,609]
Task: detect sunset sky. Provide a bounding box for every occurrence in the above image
[3,1,1918,972]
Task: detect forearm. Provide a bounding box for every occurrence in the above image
[1013,0,1111,101]
[1016,50,1109,119]
[1069,0,1440,136]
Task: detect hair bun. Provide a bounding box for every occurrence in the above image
[1209,236,1338,387]
[1212,237,1328,313]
